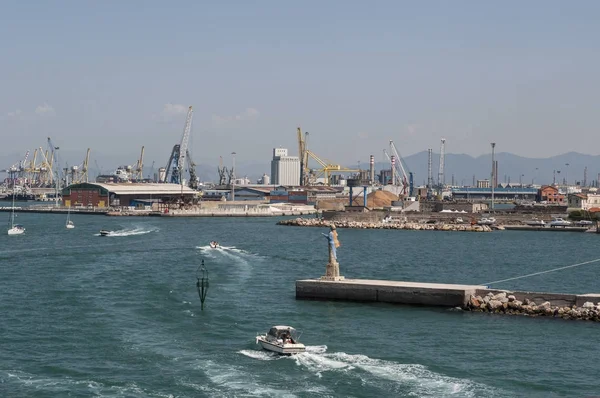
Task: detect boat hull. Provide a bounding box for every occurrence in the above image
[8,227,25,235]
[256,336,305,355]
[66,224,75,229]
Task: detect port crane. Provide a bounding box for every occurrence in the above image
[218,156,228,186]
[296,127,359,186]
[69,148,91,184]
[163,106,193,185]
[384,140,411,195]
[132,146,145,181]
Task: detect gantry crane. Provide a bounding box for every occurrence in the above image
[218,156,228,186]
[132,146,144,181]
[297,127,310,185]
[163,106,193,184]
[70,148,91,184]
[296,127,359,186]
[384,140,411,195]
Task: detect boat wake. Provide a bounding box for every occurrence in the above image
[196,245,258,257]
[240,346,501,397]
[94,227,159,237]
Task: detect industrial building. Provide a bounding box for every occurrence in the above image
[61,182,197,208]
[451,187,538,201]
[270,148,300,186]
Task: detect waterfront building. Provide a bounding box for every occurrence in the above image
[567,193,600,210]
[270,148,300,186]
[538,185,565,204]
[62,183,197,208]
[451,187,538,201]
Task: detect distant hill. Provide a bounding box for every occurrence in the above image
[1,151,598,186]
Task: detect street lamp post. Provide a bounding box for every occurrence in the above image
[491,143,496,210]
[231,152,236,201]
[565,163,570,187]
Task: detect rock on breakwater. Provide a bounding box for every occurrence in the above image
[278,217,493,232]
[465,292,600,322]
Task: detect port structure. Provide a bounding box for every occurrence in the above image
[65,148,91,185]
[162,106,198,188]
[131,146,144,182]
[5,137,92,189]
[297,127,359,186]
[437,138,446,196]
[383,140,411,195]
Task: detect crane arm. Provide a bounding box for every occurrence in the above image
[177,106,193,172]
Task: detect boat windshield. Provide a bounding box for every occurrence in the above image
[268,327,298,340]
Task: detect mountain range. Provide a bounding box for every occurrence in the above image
[1,151,598,187]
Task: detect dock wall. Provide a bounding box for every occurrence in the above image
[296,279,485,307]
[296,279,600,310]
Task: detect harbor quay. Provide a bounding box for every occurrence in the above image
[296,279,600,322]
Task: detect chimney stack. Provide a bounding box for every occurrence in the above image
[369,155,375,184]
[391,155,396,185]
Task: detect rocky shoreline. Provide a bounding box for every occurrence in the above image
[277,217,495,232]
[465,292,600,322]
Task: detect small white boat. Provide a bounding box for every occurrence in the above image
[7,179,25,235]
[575,220,594,226]
[99,230,111,236]
[524,218,545,226]
[477,217,496,225]
[550,218,571,227]
[8,224,25,235]
[256,326,306,355]
[66,207,75,229]
[209,241,220,249]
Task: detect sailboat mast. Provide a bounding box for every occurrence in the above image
[10,176,16,227]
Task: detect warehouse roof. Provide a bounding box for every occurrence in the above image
[64,182,197,195]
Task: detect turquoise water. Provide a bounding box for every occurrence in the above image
[1,212,599,397]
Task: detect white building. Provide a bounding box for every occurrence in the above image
[567,193,600,210]
[270,148,300,186]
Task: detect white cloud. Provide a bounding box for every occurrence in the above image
[35,103,56,116]
[212,107,260,126]
[162,103,188,116]
[0,109,23,121]
[153,103,189,122]
[405,123,419,136]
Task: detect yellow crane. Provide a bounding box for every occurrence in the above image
[296,127,360,186]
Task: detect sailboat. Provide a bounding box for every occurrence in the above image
[7,182,25,235]
[65,207,75,229]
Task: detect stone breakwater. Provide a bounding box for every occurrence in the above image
[466,292,600,322]
[278,217,493,232]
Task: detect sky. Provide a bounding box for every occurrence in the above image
[1,0,599,171]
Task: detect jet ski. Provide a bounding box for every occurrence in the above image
[209,241,219,249]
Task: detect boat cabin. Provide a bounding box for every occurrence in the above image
[267,326,299,343]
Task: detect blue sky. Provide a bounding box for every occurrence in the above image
[1,1,599,170]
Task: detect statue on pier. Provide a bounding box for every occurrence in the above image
[321,224,344,281]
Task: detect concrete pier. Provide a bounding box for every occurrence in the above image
[296,279,600,322]
[296,279,487,307]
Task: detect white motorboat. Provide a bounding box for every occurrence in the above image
[575,220,594,226]
[256,326,306,355]
[477,217,496,225]
[524,218,545,226]
[209,241,220,249]
[549,218,572,227]
[99,230,111,236]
